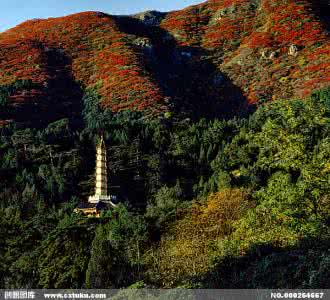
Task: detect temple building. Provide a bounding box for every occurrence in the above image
[88,135,115,204]
[75,135,116,217]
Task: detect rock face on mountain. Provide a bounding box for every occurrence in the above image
[132,10,167,26]
[0,0,329,124]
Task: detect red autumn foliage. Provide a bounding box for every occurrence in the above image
[0,12,164,114]
[0,0,329,118]
[270,2,326,46]
[160,2,212,47]
[161,0,329,104]
[244,32,273,49]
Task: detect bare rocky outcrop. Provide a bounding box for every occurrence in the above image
[132,10,166,26]
[212,73,225,86]
[269,51,276,60]
[210,5,236,25]
[181,51,192,59]
[288,44,298,56]
[261,50,276,60]
[261,50,267,59]
[132,37,153,53]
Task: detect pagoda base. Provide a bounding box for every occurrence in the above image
[88,195,116,207]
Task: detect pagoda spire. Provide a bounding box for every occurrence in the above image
[88,135,115,205]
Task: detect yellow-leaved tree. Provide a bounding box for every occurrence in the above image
[145,188,253,287]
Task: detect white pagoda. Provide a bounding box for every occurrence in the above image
[88,135,116,206]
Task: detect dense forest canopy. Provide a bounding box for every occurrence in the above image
[0,85,329,288]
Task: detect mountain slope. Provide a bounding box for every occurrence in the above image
[0,12,165,124]
[0,0,329,124]
[161,0,330,103]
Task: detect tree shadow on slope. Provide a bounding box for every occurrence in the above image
[40,45,84,127]
[112,16,255,121]
[309,0,330,33]
[13,42,84,128]
[197,236,330,289]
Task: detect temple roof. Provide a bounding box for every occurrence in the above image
[76,201,109,210]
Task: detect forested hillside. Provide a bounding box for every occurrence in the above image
[0,0,329,290]
[0,0,329,124]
